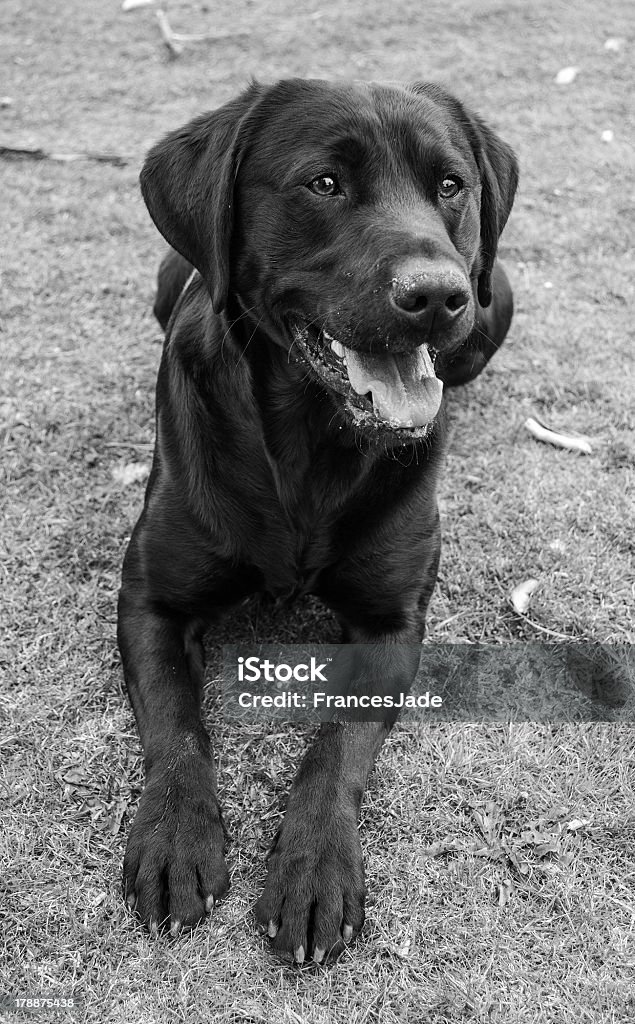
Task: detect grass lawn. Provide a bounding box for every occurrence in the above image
[1,0,634,1021]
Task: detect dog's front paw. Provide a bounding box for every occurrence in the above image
[255,804,366,964]
[123,758,229,935]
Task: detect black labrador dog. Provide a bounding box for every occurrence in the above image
[118,78,518,963]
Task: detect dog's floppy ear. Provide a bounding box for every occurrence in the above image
[468,112,519,307]
[410,83,519,308]
[140,82,264,314]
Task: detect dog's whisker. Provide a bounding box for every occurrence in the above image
[227,313,268,374]
[219,304,261,366]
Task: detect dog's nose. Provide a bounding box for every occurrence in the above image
[391,265,471,324]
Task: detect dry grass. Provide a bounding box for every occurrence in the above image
[1,0,634,1021]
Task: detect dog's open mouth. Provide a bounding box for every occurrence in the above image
[289,320,444,437]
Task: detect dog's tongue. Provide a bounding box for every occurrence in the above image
[343,346,443,427]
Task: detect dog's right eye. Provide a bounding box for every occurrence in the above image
[307,175,341,197]
[438,175,463,199]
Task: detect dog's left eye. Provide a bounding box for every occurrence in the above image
[307,175,341,197]
[438,175,463,199]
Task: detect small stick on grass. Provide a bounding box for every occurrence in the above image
[155,8,251,58]
[524,416,593,454]
[156,9,184,57]
[0,144,128,166]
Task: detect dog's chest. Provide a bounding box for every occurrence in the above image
[258,477,337,597]
[256,443,360,598]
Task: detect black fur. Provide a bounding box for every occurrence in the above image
[118,78,518,961]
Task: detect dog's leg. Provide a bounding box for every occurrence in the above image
[117,527,255,934]
[153,248,195,331]
[256,717,393,962]
[256,527,441,963]
[255,642,425,964]
[118,587,229,934]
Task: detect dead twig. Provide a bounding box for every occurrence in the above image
[0,144,128,167]
[104,442,154,452]
[155,8,250,59]
[156,8,183,57]
[524,415,593,455]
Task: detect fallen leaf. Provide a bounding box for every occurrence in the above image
[107,796,130,836]
[61,767,90,786]
[395,936,412,958]
[58,765,95,800]
[543,805,569,823]
[507,849,531,875]
[472,844,505,861]
[534,839,561,858]
[510,578,539,615]
[519,827,558,846]
[566,817,592,831]
[111,461,150,486]
[471,801,502,841]
[423,837,463,857]
[555,66,579,85]
[496,878,514,906]
[549,538,567,553]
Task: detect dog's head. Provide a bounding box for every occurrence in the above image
[141,79,517,443]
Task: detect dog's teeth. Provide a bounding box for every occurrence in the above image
[331,339,346,359]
